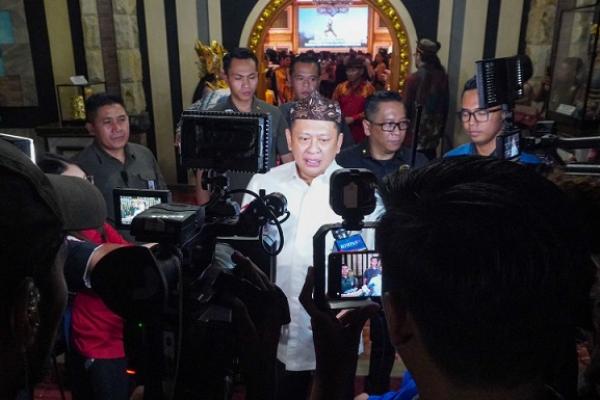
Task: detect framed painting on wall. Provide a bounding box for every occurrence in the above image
[0,0,56,128]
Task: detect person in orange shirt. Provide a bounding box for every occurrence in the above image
[275,52,294,104]
[332,56,375,143]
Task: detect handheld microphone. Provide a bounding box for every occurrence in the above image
[333,228,367,252]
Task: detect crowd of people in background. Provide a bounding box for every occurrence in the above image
[264,47,390,111]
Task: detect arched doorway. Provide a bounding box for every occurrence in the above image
[240,0,417,98]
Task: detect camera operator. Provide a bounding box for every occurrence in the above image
[445,77,542,164]
[38,154,133,400]
[300,156,595,400]
[0,139,106,399]
[243,90,382,399]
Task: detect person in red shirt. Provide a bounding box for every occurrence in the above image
[332,56,375,143]
[38,154,131,400]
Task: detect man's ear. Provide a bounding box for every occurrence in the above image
[382,292,414,349]
[336,132,344,154]
[286,128,292,152]
[10,278,41,351]
[363,119,371,137]
[85,122,95,136]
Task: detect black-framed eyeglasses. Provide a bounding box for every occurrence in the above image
[457,108,501,123]
[368,119,411,132]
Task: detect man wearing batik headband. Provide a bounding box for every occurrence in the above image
[243,91,379,400]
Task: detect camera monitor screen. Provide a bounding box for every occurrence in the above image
[113,188,171,228]
[0,133,35,162]
[180,111,272,173]
[328,250,382,299]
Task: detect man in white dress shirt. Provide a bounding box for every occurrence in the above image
[243,91,345,399]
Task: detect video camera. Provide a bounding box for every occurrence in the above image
[475,56,600,173]
[91,111,290,399]
[312,168,381,310]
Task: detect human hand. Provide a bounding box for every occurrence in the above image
[345,116,354,125]
[226,252,290,400]
[300,267,379,399]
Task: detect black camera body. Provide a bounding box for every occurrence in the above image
[92,111,289,399]
[475,56,600,170]
[313,168,380,310]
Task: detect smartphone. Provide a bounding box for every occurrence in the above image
[327,250,382,300]
[495,130,520,160]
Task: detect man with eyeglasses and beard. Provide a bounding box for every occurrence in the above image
[445,76,541,164]
[336,91,428,181]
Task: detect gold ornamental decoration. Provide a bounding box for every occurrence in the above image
[71,94,86,120]
[195,40,229,90]
[246,0,411,92]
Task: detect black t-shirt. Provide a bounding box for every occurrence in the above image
[336,140,428,181]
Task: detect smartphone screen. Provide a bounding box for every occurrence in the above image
[496,131,520,160]
[328,250,381,299]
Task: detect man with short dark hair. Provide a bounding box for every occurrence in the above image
[211,47,290,163]
[280,53,354,149]
[74,93,167,223]
[279,53,322,128]
[301,156,594,400]
[337,91,427,181]
[0,139,106,399]
[445,77,541,164]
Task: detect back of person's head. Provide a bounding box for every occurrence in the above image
[37,153,72,175]
[416,38,444,71]
[0,142,64,291]
[37,153,89,180]
[377,156,594,389]
[292,53,321,76]
[85,93,125,123]
[265,48,278,64]
[0,164,65,396]
[1,139,107,396]
[364,90,403,121]
[223,47,258,74]
[278,50,290,60]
